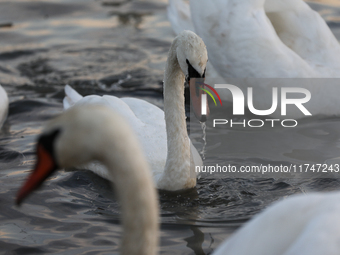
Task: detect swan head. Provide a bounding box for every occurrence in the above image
[176,30,209,122]
[16,105,159,255]
[176,30,208,79]
[16,105,132,205]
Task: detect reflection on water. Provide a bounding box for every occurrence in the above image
[0,0,340,254]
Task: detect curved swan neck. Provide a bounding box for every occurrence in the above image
[160,38,195,190]
[102,135,159,255]
[164,39,187,145]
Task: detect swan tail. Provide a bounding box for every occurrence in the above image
[167,0,194,34]
[63,85,83,110]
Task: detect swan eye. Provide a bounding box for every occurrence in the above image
[186,59,202,78]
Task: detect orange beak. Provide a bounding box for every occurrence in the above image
[16,144,57,205]
[189,78,210,122]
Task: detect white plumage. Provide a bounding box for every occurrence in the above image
[213,191,340,255]
[167,0,340,117]
[64,85,169,184]
[168,0,340,77]
[63,31,207,191]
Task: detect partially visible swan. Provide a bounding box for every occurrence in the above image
[167,0,226,87]
[167,0,194,35]
[168,0,340,117]
[63,30,208,191]
[213,191,340,255]
[16,105,159,255]
[0,85,8,128]
[168,0,340,78]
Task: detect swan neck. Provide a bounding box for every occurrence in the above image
[164,40,187,134]
[161,39,194,190]
[103,137,158,255]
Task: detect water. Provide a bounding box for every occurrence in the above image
[1,0,340,254]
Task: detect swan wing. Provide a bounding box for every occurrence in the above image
[64,86,143,127]
[63,86,167,183]
[121,97,165,126]
[120,97,167,181]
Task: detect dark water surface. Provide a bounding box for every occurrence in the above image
[1,0,340,254]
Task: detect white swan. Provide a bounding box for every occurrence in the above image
[168,0,340,78]
[213,191,340,255]
[16,105,159,255]
[63,30,208,191]
[0,85,8,128]
[168,0,340,117]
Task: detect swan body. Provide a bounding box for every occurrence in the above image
[0,85,8,128]
[168,0,340,78]
[63,30,207,191]
[213,191,340,255]
[63,86,168,184]
[168,0,340,117]
[16,105,159,255]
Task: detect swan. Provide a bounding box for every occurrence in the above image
[15,107,340,254]
[168,0,340,78]
[167,0,340,117]
[16,105,159,255]
[0,85,8,128]
[213,191,340,255]
[62,30,208,191]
